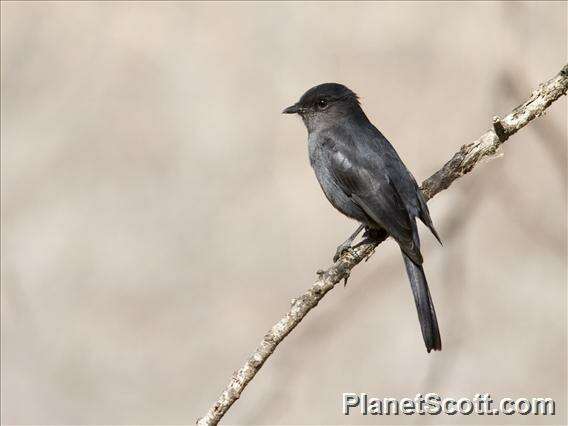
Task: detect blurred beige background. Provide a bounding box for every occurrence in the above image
[1,1,566,425]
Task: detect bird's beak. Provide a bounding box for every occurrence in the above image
[282,103,302,114]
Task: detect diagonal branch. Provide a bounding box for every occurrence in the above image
[197,64,568,426]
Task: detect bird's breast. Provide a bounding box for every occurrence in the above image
[306,134,370,224]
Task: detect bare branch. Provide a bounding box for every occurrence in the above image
[197,64,568,426]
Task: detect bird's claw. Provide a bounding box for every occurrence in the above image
[364,247,376,262]
[333,243,354,262]
[343,271,351,287]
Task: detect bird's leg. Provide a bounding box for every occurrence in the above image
[358,227,388,244]
[354,227,389,261]
[333,224,365,262]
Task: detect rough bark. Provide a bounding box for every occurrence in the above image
[197,64,568,426]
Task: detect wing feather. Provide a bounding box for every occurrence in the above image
[327,146,423,264]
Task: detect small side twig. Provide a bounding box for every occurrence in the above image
[197,64,568,426]
[492,116,509,142]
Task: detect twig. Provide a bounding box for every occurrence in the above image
[197,64,568,426]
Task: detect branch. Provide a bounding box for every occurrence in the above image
[197,64,568,426]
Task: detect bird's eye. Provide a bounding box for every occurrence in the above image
[317,98,328,109]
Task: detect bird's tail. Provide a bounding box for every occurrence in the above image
[401,251,442,352]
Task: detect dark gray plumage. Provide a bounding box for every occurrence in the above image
[283,83,442,352]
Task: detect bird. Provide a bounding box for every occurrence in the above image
[283,83,442,352]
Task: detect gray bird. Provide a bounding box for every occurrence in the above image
[283,83,442,352]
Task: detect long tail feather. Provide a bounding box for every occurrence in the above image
[401,251,442,352]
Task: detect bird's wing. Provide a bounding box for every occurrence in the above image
[326,143,423,264]
[368,127,443,245]
[416,190,442,244]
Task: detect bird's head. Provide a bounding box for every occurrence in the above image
[282,83,361,132]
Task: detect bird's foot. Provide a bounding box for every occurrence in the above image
[352,228,387,261]
[361,227,385,241]
[333,242,355,262]
[343,271,351,287]
[364,246,376,262]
